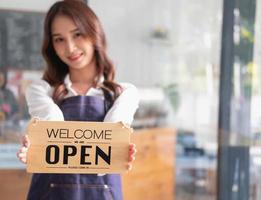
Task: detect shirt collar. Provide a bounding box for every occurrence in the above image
[64,74,104,95]
[64,74,104,87]
[64,74,72,89]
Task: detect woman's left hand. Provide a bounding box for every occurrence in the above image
[127,143,137,170]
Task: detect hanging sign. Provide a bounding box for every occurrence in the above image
[26,119,131,174]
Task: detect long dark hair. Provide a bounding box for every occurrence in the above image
[42,0,121,103]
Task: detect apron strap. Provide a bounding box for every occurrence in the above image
[101,88,114,113]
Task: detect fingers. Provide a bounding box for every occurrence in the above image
[17,153,27,164]
[129,143,137,161]
[22,135,30,147]
[127,143,137,170]
[17,135,30,164]
[129,143,137,154]
[17,146,28,164]
[129,153,136,162]
[127,163,132,171]
[129,143,135,149]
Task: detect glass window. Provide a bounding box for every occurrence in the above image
[90,0,223,199]
[0,9,44,169]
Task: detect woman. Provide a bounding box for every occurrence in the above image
[17,0,139,199]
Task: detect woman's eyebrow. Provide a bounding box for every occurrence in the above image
[52,33,61,37]
[70,28,80,33]
[52,28,80,37]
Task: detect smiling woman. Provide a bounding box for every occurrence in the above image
[16,0,139,200]
[51,15,97,95]
[41,0,123,104]
[51,15,96,73]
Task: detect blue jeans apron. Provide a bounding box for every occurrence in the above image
[27,95,123,200]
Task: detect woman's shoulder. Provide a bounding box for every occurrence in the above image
[28,79,51,88]
[119,82,138,91]
[26,79,53,97]
[104,82,139,124]
[117,82,139,101]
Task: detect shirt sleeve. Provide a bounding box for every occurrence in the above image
[25,79,64,121]
[103,83,139,125]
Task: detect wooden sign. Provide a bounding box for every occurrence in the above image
[26,119,131,174]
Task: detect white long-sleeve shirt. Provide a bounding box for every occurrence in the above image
[26,75,139,125]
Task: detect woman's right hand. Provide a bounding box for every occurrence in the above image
[17,135,30,164]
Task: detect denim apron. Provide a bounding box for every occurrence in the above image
[27,94,123,200]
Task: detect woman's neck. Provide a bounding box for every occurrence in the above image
[69,64,97,84]
[69,63,97,95]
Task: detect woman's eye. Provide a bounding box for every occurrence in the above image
[54,37,64,43]
[74,32,82,38]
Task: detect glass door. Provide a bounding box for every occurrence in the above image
[90,0,223,199]
[217,1,258,200]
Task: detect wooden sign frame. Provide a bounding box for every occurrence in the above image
[26,119,131,174]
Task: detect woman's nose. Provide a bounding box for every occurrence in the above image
[65,39,76,53]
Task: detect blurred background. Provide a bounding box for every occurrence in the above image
[0,0,260,199]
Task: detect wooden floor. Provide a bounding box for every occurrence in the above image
[0,169,31,200]
[0,128,176,200]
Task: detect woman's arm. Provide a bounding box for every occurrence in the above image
[17,80,64,164]
[103,83,139,125]
[103,83,139,171]
[25,80,64,120]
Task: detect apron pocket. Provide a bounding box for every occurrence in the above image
[49,183,114,200]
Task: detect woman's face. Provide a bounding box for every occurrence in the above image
[51,15,95,71]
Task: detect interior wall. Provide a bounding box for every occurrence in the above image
[0,0,57,12]
[89,0,222,88]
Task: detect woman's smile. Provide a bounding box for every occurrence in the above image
[67,52,83,62]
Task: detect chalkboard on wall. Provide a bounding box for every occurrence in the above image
[0,10,45,70]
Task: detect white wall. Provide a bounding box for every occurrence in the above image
[89,0,176,86]
[89,0,222,87]
[0,0,57,12]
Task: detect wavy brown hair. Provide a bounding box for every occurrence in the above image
[42,0,122,103]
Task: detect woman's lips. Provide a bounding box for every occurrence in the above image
[68,53,83,61]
